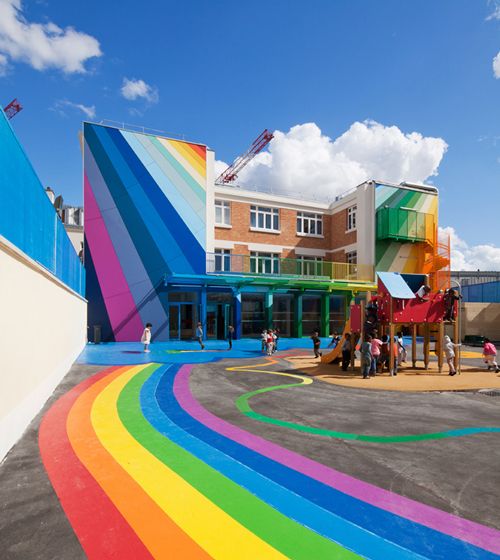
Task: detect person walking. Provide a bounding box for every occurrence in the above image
[360,335,373,379]
[443,335,460,376]
[227,325,234,350]
[483,338,500,373]
[341,333,352,371]
[196,322,205,350]
[141,323,152,353]
[311,331,322,359]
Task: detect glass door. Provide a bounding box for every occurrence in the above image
[169,304,180,340]
[180,303,195,340]
[206,304,217,339]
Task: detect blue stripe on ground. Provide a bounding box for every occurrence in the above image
[157,366,498,560]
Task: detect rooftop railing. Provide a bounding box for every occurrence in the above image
[206,253,374,283]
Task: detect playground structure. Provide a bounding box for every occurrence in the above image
[322,272,458,374]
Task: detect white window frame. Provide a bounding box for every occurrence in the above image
[250,251,280,274]
[347,205,357,232]
[296,212,323,237]
[298,256,323,276]
[214,248,231,272]
[250,206,280,232]
[346,250,357,265]
[215,200,231,227]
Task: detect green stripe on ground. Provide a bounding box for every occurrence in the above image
[117,367,361,560]
[234,373,490,443]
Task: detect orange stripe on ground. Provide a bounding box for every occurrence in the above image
[67,364,211,560]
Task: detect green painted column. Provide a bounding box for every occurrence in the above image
[265,290,273,328]
[320,293,330,337]
[294,292,303,338]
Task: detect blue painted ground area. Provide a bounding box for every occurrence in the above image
[77,337,325,365]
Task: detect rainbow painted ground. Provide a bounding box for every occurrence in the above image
[39,358,500,559]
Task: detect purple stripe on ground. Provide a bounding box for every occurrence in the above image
[84,142,168,333]
[173,364,500,555]
[84,174,144,341]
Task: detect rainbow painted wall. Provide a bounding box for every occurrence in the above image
[84,123,208,342]
[375,183,438,274]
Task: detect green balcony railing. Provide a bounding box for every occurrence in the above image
[206,253,374,283]
[376,207,434,243]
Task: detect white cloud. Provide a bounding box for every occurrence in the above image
[0,0,101,74]
[120,77,159,104]
[219,121,447,201]
[493,52,500,78]
[486,1,500,20]
[439,226,500,271]
[53,99,96,119]
[0,52,7,75]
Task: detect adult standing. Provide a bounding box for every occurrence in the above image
[196,322,205,350]
[227,325,234,350]
[341,333,352,371]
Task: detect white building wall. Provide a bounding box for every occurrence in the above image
[0,236,87,461]
[356,181,376,274]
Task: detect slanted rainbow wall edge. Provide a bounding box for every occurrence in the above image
[84,123,208,342]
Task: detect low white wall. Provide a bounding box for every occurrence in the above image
[0,236,87,461]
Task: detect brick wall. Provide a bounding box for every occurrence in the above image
[214,200,358,261]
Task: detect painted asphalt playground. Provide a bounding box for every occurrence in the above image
[0,344,499,559]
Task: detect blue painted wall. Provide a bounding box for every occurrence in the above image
[462,281,500,303]
[0,109,85,295]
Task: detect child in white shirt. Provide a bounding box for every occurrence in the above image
[141,323,152,353]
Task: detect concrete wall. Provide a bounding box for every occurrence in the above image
[0,236,87,461]
[460,302,500,341]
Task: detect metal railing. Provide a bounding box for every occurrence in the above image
[206,253,374,283]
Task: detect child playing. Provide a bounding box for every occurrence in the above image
[370,331,382,375]
[360,335,373,379]
[443,335,460,376]
[261,329,268,353]
[266,330,274,356]
[141,323,152,353]
[415,284,431,302]
[311,331,322,359]
[483,338,500,373]
[328,331,341,348]
[397,331,407,365]
[341,333,352,371]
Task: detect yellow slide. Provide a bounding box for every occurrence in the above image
[321,320,350,364]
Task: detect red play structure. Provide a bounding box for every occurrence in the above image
[349,272,458,374]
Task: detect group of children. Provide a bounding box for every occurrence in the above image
[359,332,405,378]
[261,329,279,356]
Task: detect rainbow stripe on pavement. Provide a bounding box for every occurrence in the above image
[39,363,500,559]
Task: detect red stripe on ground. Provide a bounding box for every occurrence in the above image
[38,366,152,559]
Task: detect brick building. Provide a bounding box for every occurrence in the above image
[83,123,447,341]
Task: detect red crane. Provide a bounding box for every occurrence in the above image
[216,128,274,184]
[4,98,23,119]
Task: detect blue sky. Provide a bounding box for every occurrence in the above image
[1,0,499,265]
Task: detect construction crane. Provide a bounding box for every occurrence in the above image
[3,98,23,119]
[216,129,274,184]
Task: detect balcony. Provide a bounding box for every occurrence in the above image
[206,253,374,283]
[376,207,434,244]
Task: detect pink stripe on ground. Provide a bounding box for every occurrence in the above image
[84,174,144,341]
[173,364,500,555]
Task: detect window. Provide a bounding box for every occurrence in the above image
[215,200,231,226]
[214,249,231,272]
[250,252,280,274]
[347,205,357,231]
[296,212,323,236]
[250,206,279,232]
[346,250,357,264]
[298,256,323,276]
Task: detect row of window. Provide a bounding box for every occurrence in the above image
[213,249,357,274]
[215,200,357,234]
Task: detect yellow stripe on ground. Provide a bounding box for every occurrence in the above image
[91,364,288,560]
